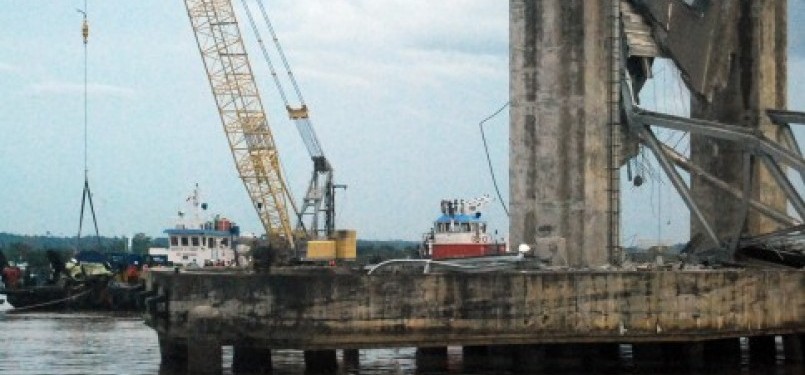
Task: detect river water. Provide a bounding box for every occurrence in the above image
[0,311,801,375]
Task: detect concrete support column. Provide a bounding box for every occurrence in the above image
[541,344,590,370]
[690,0,788,241]
[158,337,187,370]
[415,347,447,372]
[783,334,804,364]
[509,0,614,267]
[342,349,360,368]
[188,306,223,375]
[632,342,702,369]
[233,344,272,374]
[702,338,742,367]
[462,345,489,371]
[631,343,665,369]
[511,344,545,373]
[304,350,337,373]
[748,335,778,365]
[187,338,222,375]
[685,342,705,369]
[589,343,622,371]
[487,345,516,370]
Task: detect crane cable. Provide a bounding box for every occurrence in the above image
[255,0,324,155]
[479,101,510,216]
[76,2,102,251]
[238,0,290,107]
[255,0,306,106]
[239,0,324,158]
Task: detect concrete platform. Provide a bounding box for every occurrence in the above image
[143,268,804,349]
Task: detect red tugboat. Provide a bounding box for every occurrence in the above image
[421,196,507,260]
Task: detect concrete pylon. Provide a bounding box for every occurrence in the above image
[158,337,188,370]
[689,0,788,243]
[510,0,618,267]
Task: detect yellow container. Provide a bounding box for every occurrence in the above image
[306,240,336,260]
[335,230,357,260]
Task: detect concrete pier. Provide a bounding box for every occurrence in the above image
[144,268,804,371]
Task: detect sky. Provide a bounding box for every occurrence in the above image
[0,1,802,246]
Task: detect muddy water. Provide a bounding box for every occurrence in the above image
[0,312,801,375]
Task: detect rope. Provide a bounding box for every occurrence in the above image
[479,101,510,216]
[6,288,93,313]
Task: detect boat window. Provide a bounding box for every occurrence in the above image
[181,237,189,246]
[461,223,471,232]
[191,236,200,247]
[170,236,178,247]
[480,223,487,233]
[221,238,229,247]
[208,238,215,248]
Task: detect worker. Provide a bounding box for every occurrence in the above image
[1,265,22,289]
[46,250,65,284]
[126,263,139,284]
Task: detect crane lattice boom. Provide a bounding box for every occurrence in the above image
[184,0,297,248]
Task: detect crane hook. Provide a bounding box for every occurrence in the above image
[77,9,89,44]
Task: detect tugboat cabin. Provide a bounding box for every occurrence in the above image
[423,198,506,260]
[164,222,238,267]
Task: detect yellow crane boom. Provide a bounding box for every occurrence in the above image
[184,0,298,248]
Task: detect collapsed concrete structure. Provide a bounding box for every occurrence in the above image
[510,0,803,266]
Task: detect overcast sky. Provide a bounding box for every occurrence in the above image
[0,1,802,246]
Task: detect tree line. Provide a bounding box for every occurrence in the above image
[1,232,419,268]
